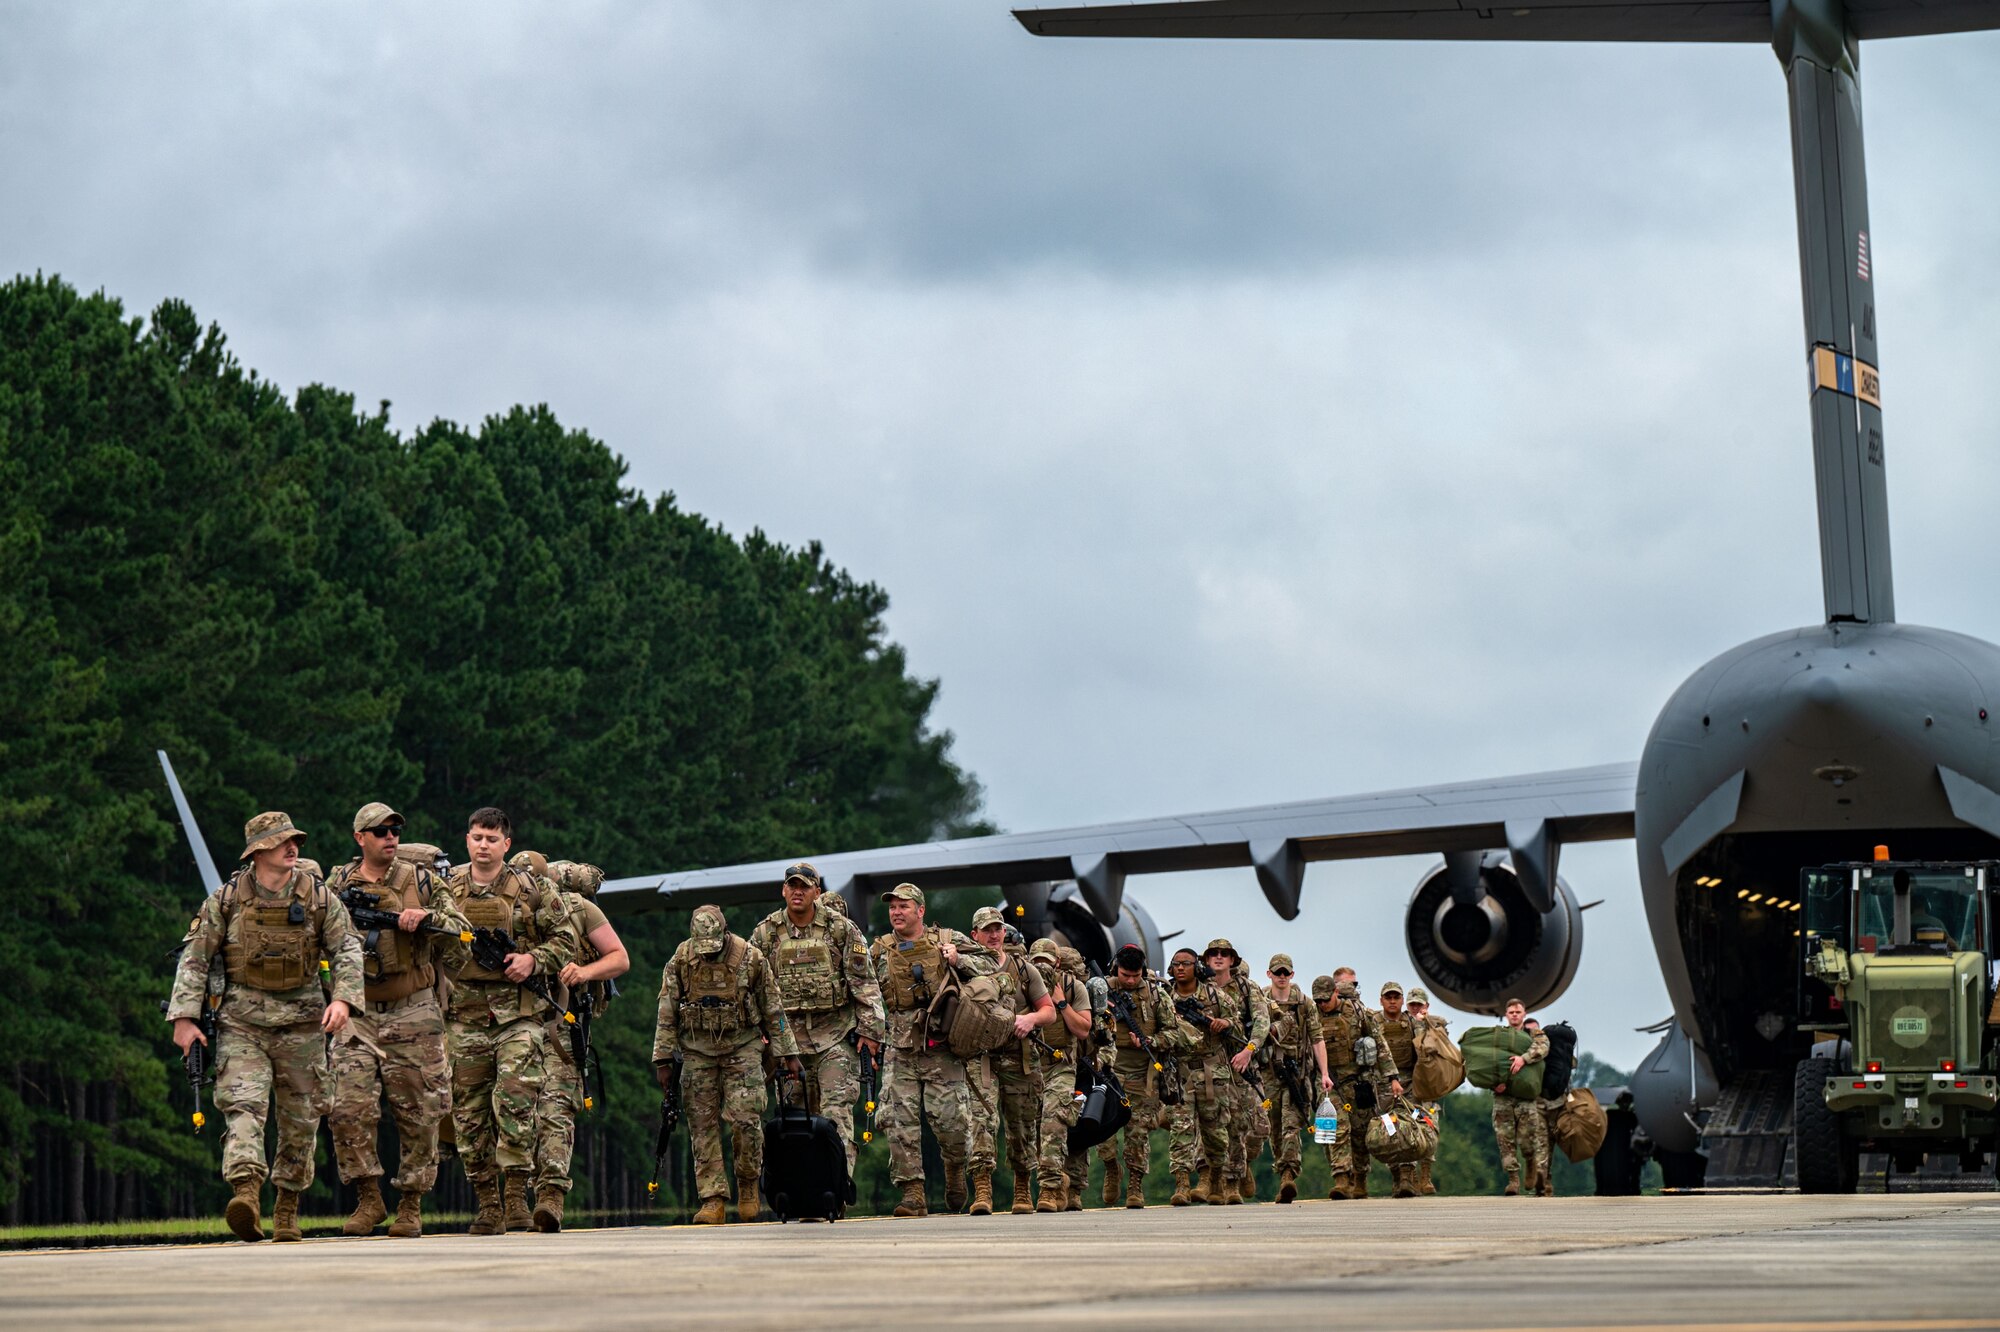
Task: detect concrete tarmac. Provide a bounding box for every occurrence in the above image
[4,1194,1998,1330]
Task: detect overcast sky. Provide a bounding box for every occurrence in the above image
[9,5,1998,1070]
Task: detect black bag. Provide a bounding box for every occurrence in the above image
[1542,1022,1578,1099]
[1067,1061,1132,1153]
[761,1080,851,1222]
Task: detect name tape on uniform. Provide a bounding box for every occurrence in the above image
[1812,347,1882,408]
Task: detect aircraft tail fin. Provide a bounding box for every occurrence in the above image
[158,751,225,895]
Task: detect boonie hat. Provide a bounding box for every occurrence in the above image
[884,883,924,905]
[352,802,404,834]
[690,904,729,954]
[242,811,306,860]
[1202,937,1240,961]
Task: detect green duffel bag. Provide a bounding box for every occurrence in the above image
[1459,1025,1544,1100]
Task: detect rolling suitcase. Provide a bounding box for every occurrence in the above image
[761,1079,851,1222]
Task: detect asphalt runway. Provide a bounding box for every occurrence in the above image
[4,1194,1997,1330]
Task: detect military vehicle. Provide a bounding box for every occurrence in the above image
[1793,849,2000,1190]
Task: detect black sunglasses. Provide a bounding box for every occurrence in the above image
[1271,968,1293,977]
[361,824,402,838]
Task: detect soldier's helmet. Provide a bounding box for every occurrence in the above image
[510,849,552,880]
[550,861,606,897]
[1003,923,1025,949]
[690,904,729,954]
[1057,944,1087,979]
[823,893,850,917]
[241,811,306,860]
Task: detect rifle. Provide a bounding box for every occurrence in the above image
[467,926,558,1007]
[567,983,611,1113]
[1172,992,1270,1107]
[1275,1051,1313,1120]
[157,992,220,1133]
[857,1040,881,1144]
[337,884,472,943]
[646,1053,685,1200]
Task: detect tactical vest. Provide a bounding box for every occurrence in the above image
[1108,983,1162,1041]
[1032,961,1077,1052]
[452,865,543,982]
[335,858,436,1001]
[772,915,845,1014]
[678,935,753,1038]
[1268,990,1310,1055]
[221,867,327,992]
[1324,1003,1358,1072]
[1380,1012,1418,1076]
[876,929,945,1013]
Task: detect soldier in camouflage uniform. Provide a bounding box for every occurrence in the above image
[870,883,995,1218]
[510,851,629,1232]
[1261,953,1331,1203]
[1165,947,1232,1206]
[1026,939,1095,1211]
[1404,986,1451,1195]
[167,812,365,1243]
[1493,1000,1552,1196]
[746,862,885,1181]
[434,807,580,1235]
[966,905,1054,1214]
[1103,944,1201,1208]
[1373,980,1432,1199]
[1202,939,1272,1203]
[326,803,468,1240]
[1316,973,1400,1198]
[652,904,801,1225]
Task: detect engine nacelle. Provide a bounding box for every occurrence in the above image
[1405,852,1584,1014]
[1003,879,1167,974]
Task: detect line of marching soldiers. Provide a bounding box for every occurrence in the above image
[650,864,1475,1222]
[166,804,629,1241]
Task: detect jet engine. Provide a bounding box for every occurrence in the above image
[1003,879,1170,973]
[1405,851,1584,1014]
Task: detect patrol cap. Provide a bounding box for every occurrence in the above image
[783,861,821,887]
[1407,987,1431,1006]
[352,802,404,834]
[1268,953,1294,973]
[510,849,552,880]
[1029,938,1061,962]
[1202,937,1240,961]
[1311,975,1336,1001]
[1336,980,1359,999]
[690,904,729,954]
[971,906,1005,929]
[1379,980,1404,998]
[884,882,924,906]
[241,811,306,860]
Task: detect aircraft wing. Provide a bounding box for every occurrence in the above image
[1013,0,2000,43]
[601,760,1635,922]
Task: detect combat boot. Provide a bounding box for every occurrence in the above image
[891,1180,928,1218]
[1353,1171,1371,1200]
[1124,1171,1146,1208]
[1203,1164,1225,1205]
[1189,1166,1211,1205]
[225,1176,264,1243]
[735,1172,761,1223]
[1036,1176,1065,1213]
[1503,1179,1520,1196]
[1277,1171,1297,1204]
[1009,1165,1034,1215]
[1101,1158,1122,1207]
[969,1168,994,1216]
[944,1160,968,1213]
[502,1170,534,1232]
[272,1188,303,1243]
[467,1176,504,1235]
[1535,1172,1555,1198]
[1064,1169,1083,1211]
[387,1192,424,1239]
[1329,1172,1358,1200]
[342,1176,387,1236]
[693,1195,728,1225]
[1221,1174,1243,1205]
[533,1185,565,1232]
[1169,1172,1192,1207]
[1393,1166,1418,1199]
[1418,1162,1437,1195]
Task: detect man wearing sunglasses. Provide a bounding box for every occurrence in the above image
[1262,954,1331,1203]
[325,803,468,1239]
[1165,947,1231,1205]
[1202,940,1272,1203]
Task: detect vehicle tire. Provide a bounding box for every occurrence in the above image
[1794,1056,1857,1194]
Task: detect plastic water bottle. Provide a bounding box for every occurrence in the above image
[1313,1096,1340,1144]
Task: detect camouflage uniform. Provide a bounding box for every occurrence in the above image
[1028,942,1093,1208]
[747,879,886,1176]
[1260,961,1324,1191]
[326,836,465,1200]
[164,814,365,1221]
[1103,973,1201,1204]
[1165,972,1232,1200]
[435,861,579,1212]
[1317,978,1399,1197]
[1213,958,1272,1197]
[967,913,1049,1205]
[1492,1024,1552,1194]
[870,886,995,1210]
[533,872,610,1198]
[1376,981,1450,1197]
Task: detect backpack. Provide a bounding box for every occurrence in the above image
[1541,1021,1578,1099]
[1551,1087,1608,1161]
[927,964,1016,1059]
[1460,1025,1544,1100]
[1364,1098,1439,1165]
[1409,1023,1466,1102]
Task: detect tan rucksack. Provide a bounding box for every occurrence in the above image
[927,968,1016,1059]
[1364,1098,1439,1165]
[1551,1087,1609,1161]
[1410,1022,1467,1101]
